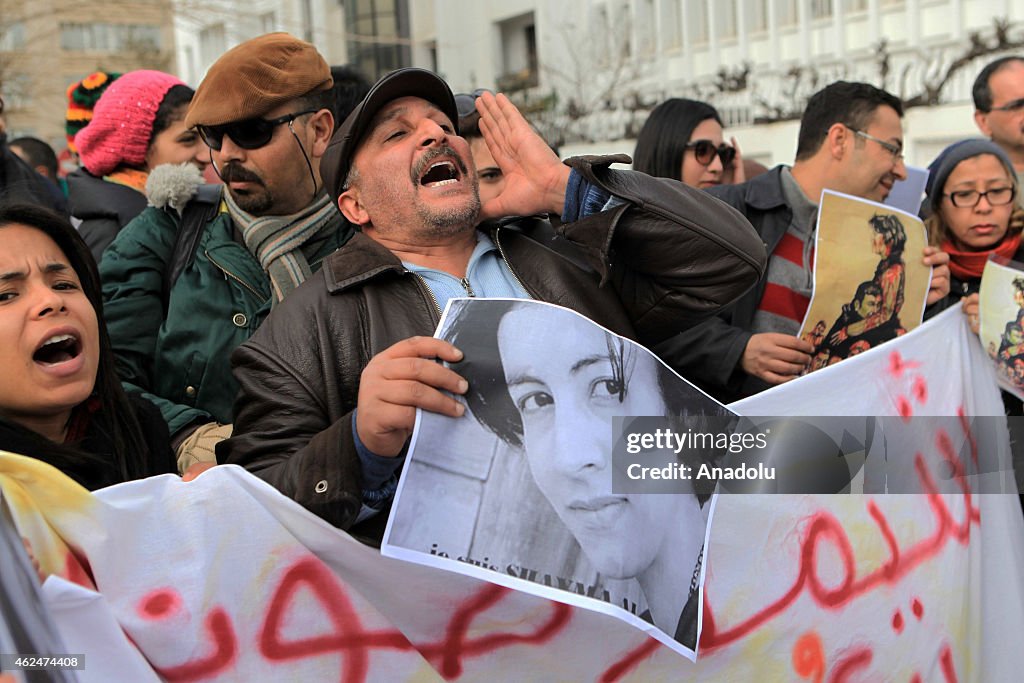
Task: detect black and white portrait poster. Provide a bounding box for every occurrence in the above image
[382,299,732,659]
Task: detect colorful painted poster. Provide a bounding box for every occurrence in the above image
[979,256,1024,399]
[800,190,931,373]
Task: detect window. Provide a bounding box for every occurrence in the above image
[344,0,411,81]
[717,0,738,39]
[0,21,25,51]
[844,0,868,10]
[199,23,226,71]
[688,1,709,44]
[811,0,834,19]
[661,0,682,50]
[60,23,162,52]
[747,0,769,32]
[778,0,799,26]
[497,12,538,91]
[260,12,277,33]
[636,0,655,56]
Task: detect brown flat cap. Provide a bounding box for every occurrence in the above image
[185,32,332,128]
[322,68,458,204]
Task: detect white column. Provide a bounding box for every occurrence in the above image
[867,0,880,46]
[906,0,920,49]
[707,0,720,74]
[738,0,749,61]
[798,0,810,66]
[768,0,780,70]
[833,0,845,61]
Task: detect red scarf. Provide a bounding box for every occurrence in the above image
[943,232,1022,281]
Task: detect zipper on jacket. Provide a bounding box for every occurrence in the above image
[493,228,533,296]
[460,277,476,297]
[205,249,269,304]
[410,271,442,318]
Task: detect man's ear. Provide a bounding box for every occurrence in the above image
[825,122,849,160]
[310,109,335,157]
[974,109,993,137]
[338,187,370,226]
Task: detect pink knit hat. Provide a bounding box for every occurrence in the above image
[74,70,185,176]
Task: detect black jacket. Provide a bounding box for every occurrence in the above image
[66,169,148,263]
[219,155,768,537]
[654,165,793,402]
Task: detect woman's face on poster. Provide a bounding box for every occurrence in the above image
[496,305,686,579]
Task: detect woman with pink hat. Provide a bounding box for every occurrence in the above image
[67,70,208,262]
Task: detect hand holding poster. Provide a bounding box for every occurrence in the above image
[979,256,1024,399]
[383,298,734,659]
[799,190,931,373]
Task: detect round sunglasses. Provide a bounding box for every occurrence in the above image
[685,139,737,169]
[196,109,317,151]
[454,89,494,119]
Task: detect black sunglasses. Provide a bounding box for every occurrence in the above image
[454,89,493,119]
[196,109,317,151]
[685,139,736,169]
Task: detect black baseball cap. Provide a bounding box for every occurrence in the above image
[322,68,459,204]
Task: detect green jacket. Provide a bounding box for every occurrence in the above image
[100,198,353,437]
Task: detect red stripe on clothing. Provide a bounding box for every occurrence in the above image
[773,233,812,267]
[758,282,811,322]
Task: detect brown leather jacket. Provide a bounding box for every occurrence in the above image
[218,156,767,538]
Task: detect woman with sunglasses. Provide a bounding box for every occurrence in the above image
[633,99,743,189]
[68,70,208,262]
[0,204,176,489]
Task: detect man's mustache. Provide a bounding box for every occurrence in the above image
[220,163,264,185]
[411,146,468,183]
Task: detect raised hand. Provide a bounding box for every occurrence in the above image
[475,91,570,220]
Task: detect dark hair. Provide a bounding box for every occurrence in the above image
[973,56,1024,111]
[1013,277,1024,295]
[795,82,904,161]
[442,300,723,501]
[0,204,151,486]
[147,84,195,149]
[869,213,907,258]
[9,137,58,181]
[328,65,371,132]
[633,98,722,180]
[853,280,883,304]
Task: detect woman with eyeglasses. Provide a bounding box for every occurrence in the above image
[632,99,744,189]
[922,139,1023,333]
[67,70,208,262]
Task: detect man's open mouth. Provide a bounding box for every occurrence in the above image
[33,333,82,366]
[419,161,461,187]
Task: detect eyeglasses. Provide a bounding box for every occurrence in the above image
[988,97,1024,113]
[196,109,317,151]
[685,139,736,169]
[454,89,493,119]
[848,127,904,161]
[944,186,1016,208]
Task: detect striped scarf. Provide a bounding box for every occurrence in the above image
[224,191,337,306]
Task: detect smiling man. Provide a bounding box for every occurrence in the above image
[99,33,353,474]
[655,81,951,403]
[218,67,767,541]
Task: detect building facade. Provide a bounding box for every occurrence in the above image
[0,0,177,147]
[424,0,1024,167]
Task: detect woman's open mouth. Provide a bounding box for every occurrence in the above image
[33,333,82,367]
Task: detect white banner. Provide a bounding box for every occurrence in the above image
[1,307,1021,681]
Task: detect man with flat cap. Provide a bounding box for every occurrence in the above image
[219,68,767,541]
[100,33,352,473]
